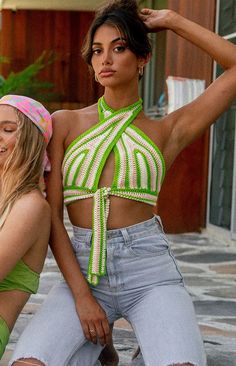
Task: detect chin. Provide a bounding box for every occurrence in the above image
[99,77,117,86]
[100,78,133,88]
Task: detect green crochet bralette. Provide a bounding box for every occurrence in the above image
[62,96,166,285]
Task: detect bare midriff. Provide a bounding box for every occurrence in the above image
[67,196,155,229]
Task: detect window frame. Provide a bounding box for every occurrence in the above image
[207,0,236,240]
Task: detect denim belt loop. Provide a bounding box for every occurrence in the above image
[154,214,165,232]
[120,227,130,244]
[85,231,92,246]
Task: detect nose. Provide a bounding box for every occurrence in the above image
[102,49,112,65]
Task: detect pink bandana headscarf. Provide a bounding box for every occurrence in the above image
[0,94,52,144]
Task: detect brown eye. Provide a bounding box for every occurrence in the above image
[114,46,126,53]
[92,48,102,55]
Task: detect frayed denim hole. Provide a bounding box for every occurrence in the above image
[167,363,196,366]
[11,357,47,366]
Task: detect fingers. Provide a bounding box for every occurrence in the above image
[101,319,112,346]
[89,326,98,344]
[93,320,111,346]
[96,329,106,345]
[140,8,152,15]
[83,323,97,344]
[139,8,151,22]
[76,295,111,346]
[83,320,111,346]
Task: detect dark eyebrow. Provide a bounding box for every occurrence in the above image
[92,37,127,46]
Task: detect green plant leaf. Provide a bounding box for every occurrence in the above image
[0,51,57,101]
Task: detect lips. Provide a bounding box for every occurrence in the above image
[99,69,116,77]
[0,147,7,153]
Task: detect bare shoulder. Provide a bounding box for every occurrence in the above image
[11,191,51,224]
[77,103,98,115]
[70,103,98,126]
[51,109,75,137]
[51,103,98,140]
[52,103,97,124]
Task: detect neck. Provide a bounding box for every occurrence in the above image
[103,84,140,111]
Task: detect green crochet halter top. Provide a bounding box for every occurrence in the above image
[63,96,166,285]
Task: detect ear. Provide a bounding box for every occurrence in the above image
[138,53,151,68]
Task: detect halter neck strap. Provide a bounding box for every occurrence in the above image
[98,96,143,121]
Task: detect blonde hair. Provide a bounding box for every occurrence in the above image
[0,110,46,229]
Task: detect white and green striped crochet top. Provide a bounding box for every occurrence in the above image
[62,96,166,285]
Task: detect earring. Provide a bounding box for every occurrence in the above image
[95,74,99,82]
[138,66,144,76]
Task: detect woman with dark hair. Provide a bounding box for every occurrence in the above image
[11,0,236,365]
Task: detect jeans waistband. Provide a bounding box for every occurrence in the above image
[72,215,163,241]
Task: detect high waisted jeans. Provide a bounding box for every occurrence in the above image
[10,216,207,366]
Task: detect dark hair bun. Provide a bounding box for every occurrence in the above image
[82,0,151,66]
[97,0,139,17]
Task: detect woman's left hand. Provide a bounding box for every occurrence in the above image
[139,8,178,32]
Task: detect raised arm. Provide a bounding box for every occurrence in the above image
[141,9,236,69]
[46,111,111,346]
[140,8,236,166]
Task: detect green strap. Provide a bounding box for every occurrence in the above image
[87,97,143,286]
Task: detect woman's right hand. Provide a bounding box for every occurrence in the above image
[139,8,179,32]
[75,292,111,346]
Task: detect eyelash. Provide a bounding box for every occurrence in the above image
[115,46,126,52]
[92,45,127,55]
[3,128,15,133]
[92,49,101,55]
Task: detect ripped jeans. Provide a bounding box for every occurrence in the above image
[10,216,207,366]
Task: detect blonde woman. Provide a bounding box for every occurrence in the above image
[10,0,236,365]
[0,95,52,359]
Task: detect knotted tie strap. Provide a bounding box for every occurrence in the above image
[85,97,143,286]
[88,187,111,285]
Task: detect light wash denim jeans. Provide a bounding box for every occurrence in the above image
[10,216,207,366]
